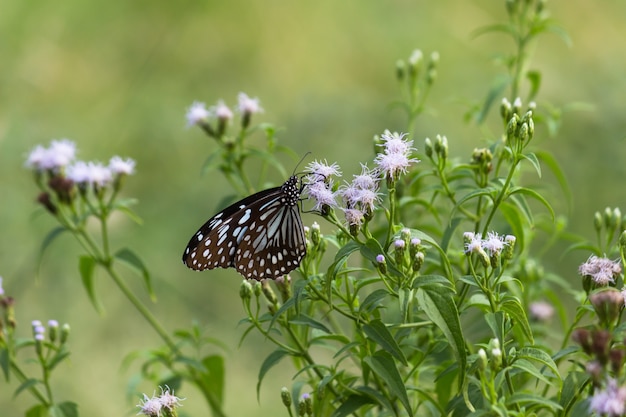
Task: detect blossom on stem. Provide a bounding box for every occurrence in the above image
[109,156,136,176]
[137,394,162,417]
[25,139,77,171]
[589,378,626,417]
[305,181,337,213]
[374,131,419,181]
[237,92,263,115]
[579,255,622,286]
[305,160,342,182]
[529,301,554,321]
[185,101,210,127]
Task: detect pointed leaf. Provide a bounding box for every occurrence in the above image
[509,186,555,220]
[49,401,79,417]
[257,350,288,400]
[364,351,412,417]
[0,347,9,381]
[362,319,407,366]
[25,404,47,417]
[202,355,225,405]
[78,255,103,314]
[417,287,466,388]
[290,314,331,334]
[331,394,375,417]
[516,347,562,386]
[501,297,534,344]
[114,248,154,300]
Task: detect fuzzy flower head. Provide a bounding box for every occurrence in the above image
[529,301,555,322]
[589,378,626,417]
[237,92,263,115]
[25,139,77,172]
[482,232,505,256]
[109,156,136,176]
[304,180,338,213]
[137,394,162,417]
[463,232,482,255]
[213,100,234,121]
[579,255,622,286]
[87,162,113,188]
[158,386,185,411]
[185,101,210,127]
[342,208,365,227]
[374,131,419,181]
[340,164,381,215]
[305,160,342,183]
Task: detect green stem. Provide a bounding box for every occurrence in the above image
[481,156,520,236]
[10,360,49,406]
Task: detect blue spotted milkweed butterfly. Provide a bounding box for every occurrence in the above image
[182,176,306,280]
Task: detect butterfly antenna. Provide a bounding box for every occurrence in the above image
[293,152,312,176]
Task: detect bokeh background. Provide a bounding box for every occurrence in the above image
[2,1,626,416]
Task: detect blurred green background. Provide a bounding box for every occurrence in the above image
[2,1,626,416]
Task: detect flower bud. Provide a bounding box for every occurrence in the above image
[240,280,253,300]
[395,60,406,82]
[503,235,516,260]
[281,387,292,408]
[394,239,406,266]
[275,275,292,302]
[594,211,603,233]
[619,230,626,249]
[376,254,387,275]
[604,207,613,229]
[500,98,512,122]
[412,251,425,272]
[512,97,522,115]
[506,114,520,143]
[261,280,278,306]
[424,138,433,158]
[60,323,70,345]
[590,289,624,329]
[572,328,592,355]
[518,122,529,142]
[613,207,622,230]
[408,49,423,78]
[477,348,488,371]
[48,320,59,343]
[37,192,57,215]
[311,222,321,247]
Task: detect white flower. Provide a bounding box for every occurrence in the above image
[67,161,91,184]
[185,101,210,127]
[137,393,162,417]
[214,100,233,120]
[158,386,184,410]
[25,145,49,171]
[342,208,365,226]
[87,162,113,187]
[25,139,77,171]
[109,156,136,176]
[305,160,342,181]
[482,231,505,256]
[463,232,482,254]
[237,92,263,115]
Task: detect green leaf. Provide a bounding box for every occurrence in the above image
[560,371,589,413]
[412,275,455,292]
[331,394,375,417]
[506,392,562,412]
[360,289,389,313]
[509,186,555,221]
[290,314,331,334]
[362,320,407,366]
[510,359,553,386]
[201,355,225,405]
[14,378,40,399]
[25,404,47,417]
[0,347,9,381]
[114,248,155,300]
[37,227,67,274]
[520,152,542,178]
[200,148,223,176]
[49,402,79,417]
[526,70,542,102]
[500,297,534,344]
[257,350,288,400]
[535,150,572,211]
[417,287,466,389]
[112,198,142,224]
[516,347,562,387]
[78,255,103,314]
[364,351,412,417]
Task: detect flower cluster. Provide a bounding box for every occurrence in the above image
[25,139,135,215]
[137,387,185,417]
[303,130,417,232]
[185,92,263,133]
[589,378,626,417]
[463,231,516,268]
[374,130,419,182]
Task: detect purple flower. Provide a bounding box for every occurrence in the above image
[213,100,233,121]
[305,160,342,182]
[137,394,162,416]
[25,139,77,171]
[374,131,419,181]
[463,232,482,254]
[305,181,338,212]
[482,231,505,256]
[589,378,626,417]
[342,208,365,227]
[529,301,554,321]
[579,255,622,286]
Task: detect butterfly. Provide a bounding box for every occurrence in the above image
[182,176,306,280]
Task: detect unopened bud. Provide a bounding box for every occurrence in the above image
[240,280,253,300]
[395,60,406,82]
[500,98,512,122]
[424,138,433,158]
[594,211,603,232]
[311,222,321,246]
[412,251,425,272]
[512,97,522,115]
[281,387,292,408]
[261,280,278,306]
[48,320,59,343]
[376,254,387,274]
[60,323,70,345]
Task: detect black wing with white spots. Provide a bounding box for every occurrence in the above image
[182,176,306,280]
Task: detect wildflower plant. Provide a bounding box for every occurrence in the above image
[6,1,626,417]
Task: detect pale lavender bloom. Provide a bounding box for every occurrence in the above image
[589,378,626,417]
[34,325,45,336]
[186,101,210,127]
[158,386,185,410]
[379,131,414,155]
[342,208,365,227]
[529,301,554,321]
[340,186,380,212]
[376,254,385,263]
[34,333,45,342]
[579,255,622,286]
[214,100,233,120]
[87,162,113,187]
[25,145,49,171]
[237,92,263,115]
[351,164,379,190]
[47,139,76,168]
[137,394,162,416]
[306,160,342,181]
[31,320,42,327]
[305,181,337,212]
[66,161,91,184]
[411,238,421,246]
[48,320,59,328]
[464,232,482,254]
[0,276,3,296]
[109,156,136,176]
[394,239,405,249]
[482,231,505,256]
[375,131,419,180]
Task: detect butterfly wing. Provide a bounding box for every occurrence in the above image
[182,177,306,280]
